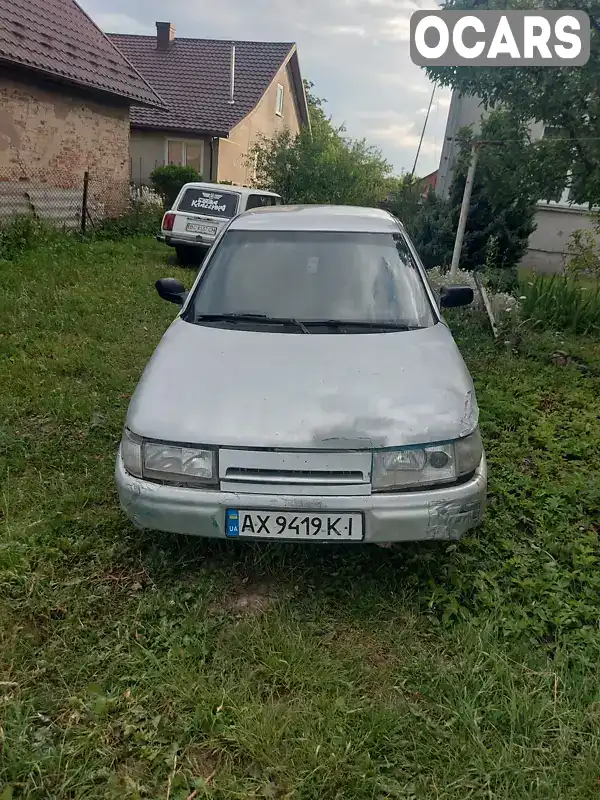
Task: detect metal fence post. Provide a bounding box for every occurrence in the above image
[81,170,89,235]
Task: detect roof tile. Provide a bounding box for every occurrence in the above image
[0,0,165,108]
[108,34,295,135]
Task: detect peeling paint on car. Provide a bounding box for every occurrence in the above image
[427,497,484,540]
[126,319,480,450]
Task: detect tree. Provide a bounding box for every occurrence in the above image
[406,190,455,269]
[449,110,538,270]
[383,173,424,229]
[424,0,600,205]
[251,80,393,207]
[406,109,538,271]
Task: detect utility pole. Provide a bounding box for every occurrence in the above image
[449,142,479,278]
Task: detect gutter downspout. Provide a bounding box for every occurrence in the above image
[210,137,218,182]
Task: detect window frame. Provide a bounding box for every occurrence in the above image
[183,228,439,329]
[275,84,284,117]
[244,194,280,210]
[165,138,205,175]
[538,173,591,212]
[538,126,591,211]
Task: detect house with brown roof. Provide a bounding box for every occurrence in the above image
[109,23,310,187]
[0,0,164,217]
[416,170,438,197]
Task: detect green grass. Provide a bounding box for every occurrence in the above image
[519,274,600,335]
[519,265,600,292]
[1,239,600,799]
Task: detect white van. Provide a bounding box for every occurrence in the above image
[157,182,282,263]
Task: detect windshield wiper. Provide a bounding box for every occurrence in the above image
[194,313,310,333]
[298,319,426,331]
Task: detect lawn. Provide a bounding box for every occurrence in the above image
[1,236,600,799]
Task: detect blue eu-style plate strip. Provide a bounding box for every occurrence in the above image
[226,509,239,538]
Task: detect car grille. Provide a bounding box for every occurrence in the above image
[218,449,372,496]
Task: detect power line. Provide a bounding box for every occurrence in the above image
[410,83,436,180]
[445,136,600,144]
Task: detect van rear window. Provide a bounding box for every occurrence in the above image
[246,194,281,210]
[178,189,239,217]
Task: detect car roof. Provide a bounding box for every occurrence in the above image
[229,204,401,233]
[181,182,281,198]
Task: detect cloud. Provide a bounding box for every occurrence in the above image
[323,25,367,37]
[378,15,412,41]
[371,123,441,155]
[79,0,447,175]
[93,12,154,35]
[378,73,430,91]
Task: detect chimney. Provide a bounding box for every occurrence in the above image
[156,21,175,50]
[228,44,236,104]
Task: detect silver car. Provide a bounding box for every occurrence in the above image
[116,205,486,544]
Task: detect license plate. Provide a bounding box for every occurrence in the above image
[186,222,217,235]
[225,509,364,541]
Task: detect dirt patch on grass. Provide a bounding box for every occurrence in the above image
[208,579,277,618]
[322,624,399,668]
[183,746,220,783]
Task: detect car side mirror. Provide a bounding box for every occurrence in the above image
[155,278,188,306]
[439,285,474,308]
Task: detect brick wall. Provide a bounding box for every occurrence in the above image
[0,73,130,212]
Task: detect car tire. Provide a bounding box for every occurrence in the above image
[175,245,193,266]
[175,244,199,267]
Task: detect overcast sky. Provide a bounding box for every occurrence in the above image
[81,0,450,176]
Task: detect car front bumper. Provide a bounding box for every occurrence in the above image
[115,452,487,544]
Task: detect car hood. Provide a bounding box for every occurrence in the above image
[126,318,479,450]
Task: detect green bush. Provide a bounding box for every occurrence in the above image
[520,274,600,335]
[0,215,66,261]
[91,204,164,241]
[566,215,600,281]
[150,165,202,208]
[406,192,455,269]
[484,266,519,294]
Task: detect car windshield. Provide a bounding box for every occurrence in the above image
[177,188,239,218]
[188,230,436,330]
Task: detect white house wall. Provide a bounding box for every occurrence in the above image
[436,92,488,198]
[521,205,595,274]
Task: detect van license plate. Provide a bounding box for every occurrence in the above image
[186,222,217,235]
[225,510,364,540]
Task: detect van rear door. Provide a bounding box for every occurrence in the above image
[171,188,240,239]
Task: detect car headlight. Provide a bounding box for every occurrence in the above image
[121,428,216,486]
[372,428,483,491]
[121,428,142,478]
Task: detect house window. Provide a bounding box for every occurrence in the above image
[539,126,587,209]
[167,140,184,165]
[275,84,284,116]
[166,139,204,174]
